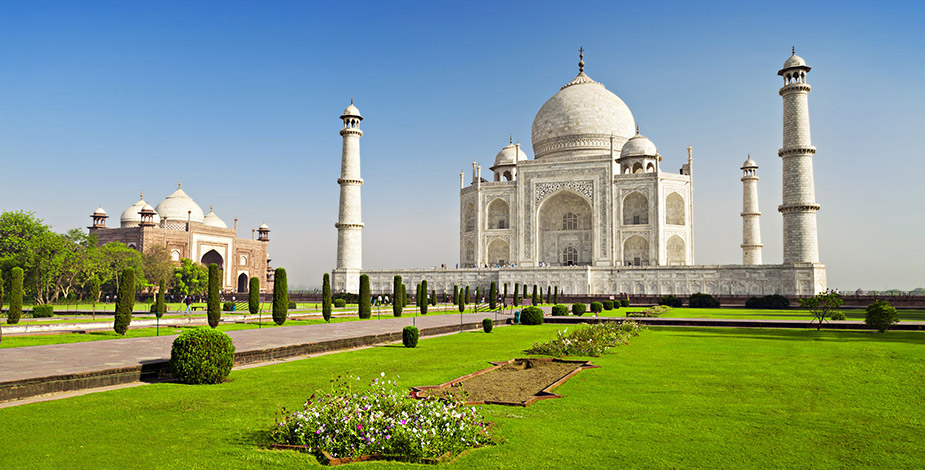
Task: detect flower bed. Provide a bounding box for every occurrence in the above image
[525,320,641,357]
[271,374,492,464]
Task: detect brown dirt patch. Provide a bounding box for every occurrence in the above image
[411,358,597,406]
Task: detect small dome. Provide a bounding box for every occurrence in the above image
[120,196,147,227]
[93,206,107,216]
[155,184,204,224]
[493,142,529,167]
[782,53,806,69]
[741,157,758,169]
[341,102,362,119]
[619,133,658,158]
[203,206,228,228]
[258,222,269,230]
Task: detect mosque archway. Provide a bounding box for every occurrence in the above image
[487,239,509,266]
[237,273,248,293]
[667,235,686,265]
[623,235,649,266]
[538,190,592,266]
[622,192,649,225]
[487,199,509,229]
[666,193,685,225]
[464,203,475,232]
[201,249,224,271]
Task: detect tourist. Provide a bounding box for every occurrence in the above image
[184,296,192,312]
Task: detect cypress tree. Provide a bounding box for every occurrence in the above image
[503,283,508,306]
[8,267,22,325]
[392,275,403,317]
[113,268,134,335]
[156,279,166,319]
[453,285,459,304]
[489,282,497,310]
[465,285,470,304]
[401,284,407,308]
[458,288,465,313]
[554,286,559,304]
[431,289,437,307]
[416,283,422,310]
[514,282,520,306]
[420,280,428,315]
[322,273,332,322]
[522,283,528,303]
[249,277,260,315]
[272,267,288,325]
[475,287,480,304]
[207,263,221,328]
[358,274,371,319]
[532,285,539,305]
[546,286,551,304]
[0,270,4,321]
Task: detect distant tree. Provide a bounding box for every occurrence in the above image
[272,267,288,325]
[249,277,260,315]
[431,289,436,307]
[503,283,508,308]
[172,258,208,297]
[207,263,221,328]
[322,273,332,322]
[392,275,403,317]
[142,245,173,286]
[0,270,4,337]
[416,283,422,310]
[514,283,520,306]
[358,274,371,319]
[532,285,539,305]
[113,268,134,335]
[458,288,465,313]
[400,283,407,308]
[489,281,497,310]
[8,267,23,324]
[420,280,428,315]
[554,286,559,304]
[87,275,101,303]
[155,279,166,318]
[546,286,551,304]
[865,300,899,333]
[453,285,459,304]
[799,292,843,331]
[465,285,470,304]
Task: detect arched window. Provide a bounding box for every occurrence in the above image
[562,212,578,230]
[646,162,655,173]
[622,192,649,225]
[239,255,248,266]
[632,163,643,174]
[666,193,685,225]
[503,171,512,181]
[667,235,686,265]
[487,199,509,229]
[623,236,649,266]
[171,249,181,261]
[465,241,474,266]
[464,203,475,232]
[562,246,578,266]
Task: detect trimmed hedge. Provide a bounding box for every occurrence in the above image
[520,306,544,325]
[8,267,23,325]
[590,301,603,313]
[689,293,720,308]
[482,318,493,333]
[169,328,235,384]
[602,300,614,311]
[334,298,346,308]
[358,274,371,319]
[659,295,683,308]
[32,305,54,318]
[620,299,630,307]
[572,303,586,316]
[551,304,569,316]
[273,267,288,325]
[222,301,234,312]
[207,263,221,328]
[402,325,419,348]
[554,286,558,304]
[114,268,134,335]
[745,294,790,309]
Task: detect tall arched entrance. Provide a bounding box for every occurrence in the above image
[237,273,248,293]
[201,249,224,271]
[538,191,592,266]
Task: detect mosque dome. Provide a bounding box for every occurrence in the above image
[341,102,362,119]
[120,196,147,227]
[620,133,658,158]
[782,53,807,69]
[155,183,204,223]
[741,156,758,169]
[531,70,636,159]
[93,206,107,216]
[493,142,528,167]
[202,206,228,228]
[258,222,269,230]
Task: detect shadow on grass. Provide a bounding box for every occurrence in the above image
[655,326,925,345]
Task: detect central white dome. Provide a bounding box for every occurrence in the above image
[155,185,204,223]
[531,71,636,159]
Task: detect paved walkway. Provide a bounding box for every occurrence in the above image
[0,312,509,384]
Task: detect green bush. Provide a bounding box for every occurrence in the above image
[207,263,221,328]
[392,275,403,317]
[8,267,23,325]
[273,267,288,325]
[526,321,642,357]
[532,285,539,305]
[689,293,720,308]
[546,286,552,304]
[745,294,791,309]
[865,300,899,333]
[334,298,346,308]
[590,301,603,313]
[602,300,614,311]
[658,295,683,308]
[32,305,54,318]
[358,274,371,319]
[431,289,436,307]
[620,299,630,307]
[520,306,544,325]
[402,325,419,348]
[149,303,158,313]
[572,303,586,316]
[114,268,134,335]
[156,279,167,319]
[489,282,497,310]
[169,328,235,384]
[830,311,846,321]
[222,301,234,312]
[551,304,569,316]
[288,300,297,310]
[482,318,493,333]
[249,277,260,316]
[513,283,520,306]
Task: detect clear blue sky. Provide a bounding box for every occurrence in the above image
[1,0,923,290]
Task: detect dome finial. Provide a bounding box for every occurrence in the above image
[350,97,353,105]
[178,180,182,189]
[509,134,513,145]
[792,46,795,55]
[636,124,640,135]
[578,46,585,73]
[210,204,214,212]
[139,191,143,200]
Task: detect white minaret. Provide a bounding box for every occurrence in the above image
[741,156,762,265]
[778,48,820,264]
[333,100,364,293]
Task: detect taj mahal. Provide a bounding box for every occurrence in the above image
[332,49,826,297]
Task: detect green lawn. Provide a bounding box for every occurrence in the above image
[598,306,925,322]
[1,325,922,468]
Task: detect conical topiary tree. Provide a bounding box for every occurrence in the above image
[392,275,403,317]
[8,267,23,325]
[513,283,520,306]
[207,263,221,328]
[503,283,508,307]
[453,285,459,304]
[431,289,437,307]
[458,288,465,313]
[322,273,332,322]
[420,280,428,315]
[272,267,288,325]
[401,283,407,308]
[465,285,470,304]
[156,279,166,318]
[114,268,134,335]
[532,285,539,305]
[358,274,371,319]
[489,282,497,310]
[554,286,559,304]
[546,286,551,304]
[249,277,260,316]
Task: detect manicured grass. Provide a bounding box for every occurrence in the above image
[599,306,925,322]
[1,325,922,468]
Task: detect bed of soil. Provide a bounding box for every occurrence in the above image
[414,358,588,405]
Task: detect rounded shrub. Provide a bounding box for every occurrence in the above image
[865,300,899,333]
[358,274,371,319]
[334,298,346,308]
[482,318,493,333]
[689,293,720,308]
[520,306,544,325]
[289,299,297,310]
[620,299,630,308]
[272,267,289,326]
[572,303,586,316]
[602,300,614,311]
[590,301,603,313]
[222,301,235,311]
[658,295,683,308]
[402,325,419,348]
[551,304,569,316]
[830,311,846,321]
[32,305,54,318]
[169,328,236,384]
